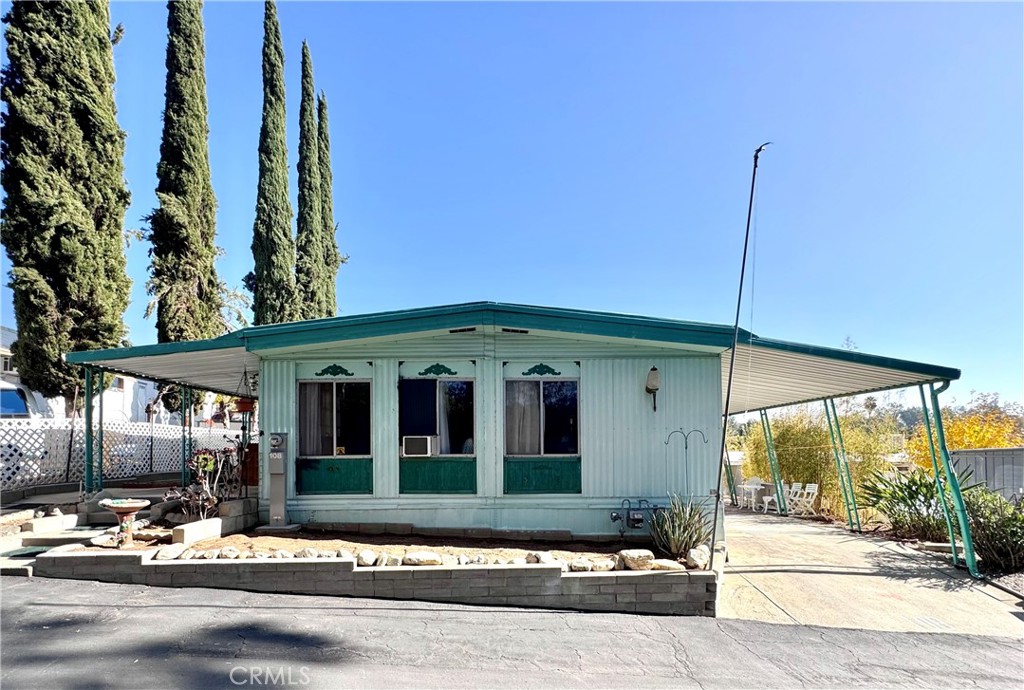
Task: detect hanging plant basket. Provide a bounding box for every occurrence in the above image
[234,398,256,414]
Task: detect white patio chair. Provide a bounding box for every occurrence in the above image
[740,477,765,509]
[790,482,819,516]
[761,483,789,514]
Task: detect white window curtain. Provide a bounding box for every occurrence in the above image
[438,382,452,455]
[505,381,540,455]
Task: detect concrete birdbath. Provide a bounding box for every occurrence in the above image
[98,498,151,548]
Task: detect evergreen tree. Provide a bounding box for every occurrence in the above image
[1,1,131,413]
[145,0,225,343]
[245,0,296,325]
[317,91,343,317]
[294,41,324,320]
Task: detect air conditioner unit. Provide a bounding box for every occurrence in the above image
[402,435,433,457]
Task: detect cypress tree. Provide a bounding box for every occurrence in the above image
[244,0,296,325]
[1,1,131,413]
[317,91,343,317]
[145,0,224,343]
[294,41,324,320]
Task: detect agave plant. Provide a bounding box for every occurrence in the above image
[649,494,713,559]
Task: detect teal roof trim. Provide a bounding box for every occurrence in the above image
[63,301,959,384]
[241,302,741,351]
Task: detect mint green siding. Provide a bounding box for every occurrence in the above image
[257,329,723,535]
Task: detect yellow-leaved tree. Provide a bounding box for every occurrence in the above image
[909,393,1024,469]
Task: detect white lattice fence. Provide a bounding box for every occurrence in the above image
[0,419,254,492]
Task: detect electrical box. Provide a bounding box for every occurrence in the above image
[269,432,287,475]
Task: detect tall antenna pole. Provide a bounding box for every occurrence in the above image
[709,142,770,572]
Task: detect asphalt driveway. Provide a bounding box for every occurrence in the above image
[718,507,1024,637]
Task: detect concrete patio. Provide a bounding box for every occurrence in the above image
[718,507,1024,637]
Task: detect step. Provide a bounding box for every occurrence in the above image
[21,528,107,547]
[0,558,33,577]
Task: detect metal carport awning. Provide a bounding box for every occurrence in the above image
[722,338,960,415]
[65,335,260,398]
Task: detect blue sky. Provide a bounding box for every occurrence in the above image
[2,2,1021,406]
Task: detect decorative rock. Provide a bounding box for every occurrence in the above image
[441,555,459,567]
[652,558,686,571]
[470,555,488,565]
[253,551,272,559]
[556,559,569,572]
[155,543,187,560]
[337,549,355,560]
[201,549,220,560]
[403,551,443,566]
[618,549,655,570]
[178,548,197,560]
[385,553,402,566]
[509,557,528,566]
[273,550,294,559]
[686,545,710,570]
[591,558,616,572]
[614,554,625,570]
[357,549,377,567]
[34,511,44,519]
[238,551,252,559]
[219,546,241,559]
[296,547,319,559]
[318,550,336,559]
[48,507,63,516]
[528,551,559,565]
[570,557,593,572]
[457,554,470,566]
[375,552,389,567]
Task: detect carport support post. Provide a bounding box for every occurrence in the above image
[759,410,787,515]
[82,364,94,489]
[180,387,189,488]
[919,385,960,567]
[929,382,980,578]
[824,399,860,532]
[96,371,104,491]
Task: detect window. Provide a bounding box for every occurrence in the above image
[108,376,125,391]
[0,388,29,418]
[298,381,371,457]
[505,380,578,455]
[398,379,474,455]
[1,356,12,373]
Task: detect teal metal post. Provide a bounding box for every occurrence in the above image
[83,367,93,493]
[832,399,861,531]
[759,410,788,515]
[919,385,959,566]
[96,371,104,491]
[825,399,861,532]
[724,455,738,506]
[180,389,188,488]
[929,382,980,577]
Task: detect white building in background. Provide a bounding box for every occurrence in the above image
[1,325,161,423]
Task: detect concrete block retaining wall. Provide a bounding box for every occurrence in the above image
[32,548,717,616]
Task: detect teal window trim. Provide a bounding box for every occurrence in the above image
[399,457,477,495]
[503,456,582,495]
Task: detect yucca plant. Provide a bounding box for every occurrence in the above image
[649,494,713,560]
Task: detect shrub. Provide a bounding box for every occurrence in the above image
[964,489,1024,574]
[860,468,958,542]
[649,494,713,559]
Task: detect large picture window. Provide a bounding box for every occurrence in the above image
[505,380,578,455]
[398,379,474,455]
[298,381,371,457]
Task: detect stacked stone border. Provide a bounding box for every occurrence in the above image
[33,548,718,616]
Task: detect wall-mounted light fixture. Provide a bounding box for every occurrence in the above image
[645,366,661,411]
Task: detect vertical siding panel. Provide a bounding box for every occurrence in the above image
[373,359,399,497]
[260,360,296,498]
[477,357,500,497]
